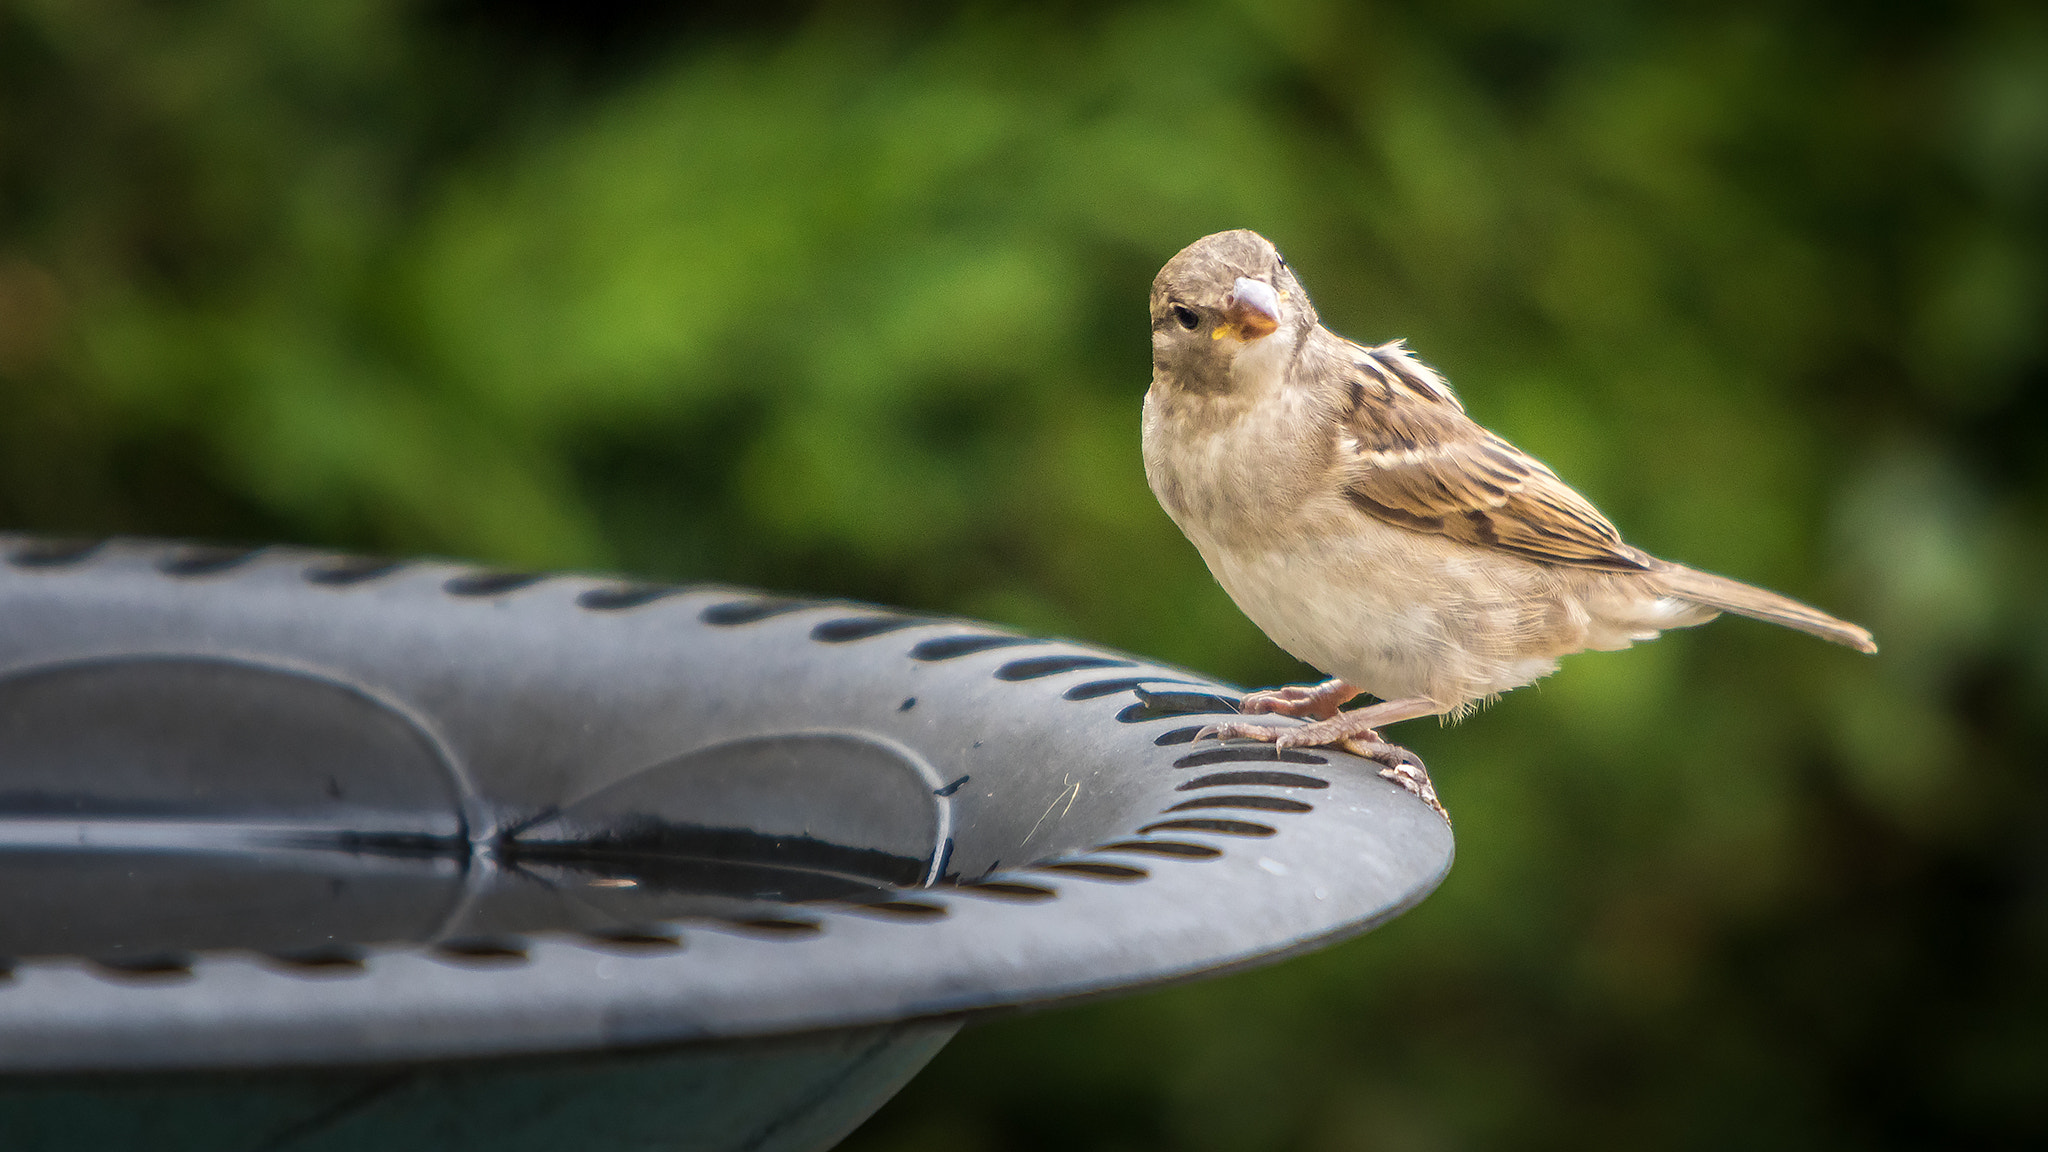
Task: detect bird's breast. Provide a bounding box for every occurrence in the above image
[1141,382,1328,547]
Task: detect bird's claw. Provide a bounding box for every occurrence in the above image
[1334,739,1447,824]
[1193,719,1286,744]
[1193,717,1449,824]
[1375,761,1447,824]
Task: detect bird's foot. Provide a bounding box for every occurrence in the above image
[1197,706,1449,824]
[1367,753,1446,825]
[1237,678,1361,722]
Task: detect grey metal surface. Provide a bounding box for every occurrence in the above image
[0,535,1454,1074]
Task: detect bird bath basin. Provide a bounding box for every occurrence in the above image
[0,536,1453,1151]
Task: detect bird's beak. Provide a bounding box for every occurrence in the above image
[1213,277,1281,342]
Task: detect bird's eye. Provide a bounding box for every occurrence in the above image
[1171,304,1200,330]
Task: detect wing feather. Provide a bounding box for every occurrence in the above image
[1336,341,1650,572]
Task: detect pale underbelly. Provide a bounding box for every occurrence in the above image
[1191,520,1578,707]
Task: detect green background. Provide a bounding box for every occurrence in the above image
[2,0,2042,1147]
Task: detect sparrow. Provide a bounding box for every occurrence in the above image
[1142,229,1876,820]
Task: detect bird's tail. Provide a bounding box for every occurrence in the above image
[1654,564,1877,654]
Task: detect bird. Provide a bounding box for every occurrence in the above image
[1141,229,1876,820]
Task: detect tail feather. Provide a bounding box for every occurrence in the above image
[1655,564,1877,654]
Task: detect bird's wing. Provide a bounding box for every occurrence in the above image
[1332,341,1653,573]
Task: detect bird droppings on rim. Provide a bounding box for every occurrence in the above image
[434,938,531,964]
[994,655,1137,681]
[699,598,816,626]
[1029,861,1150,882]
[157,546,261,577]
[1172,746,1329,768]
[811,615,931,642]
[443,571,548,597]
[1093,840,1224,860]
[576,583,680,611]
[951,881,1058,902]
[6,538,104,568]
[304,556,404,586]
[908,634,1045,661]
[1116,691,1242,723]
[1166,795,1314,814]
[1139,817,1278,837]
[1178,770,1331,790]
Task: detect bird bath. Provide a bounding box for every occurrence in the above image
[0,536,1452,1151]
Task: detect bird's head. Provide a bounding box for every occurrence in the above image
[1149,229,1316,394]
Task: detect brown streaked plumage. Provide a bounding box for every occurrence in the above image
[1142,229,1875,820]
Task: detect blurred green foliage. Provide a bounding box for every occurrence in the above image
[3,0,2044,1147]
